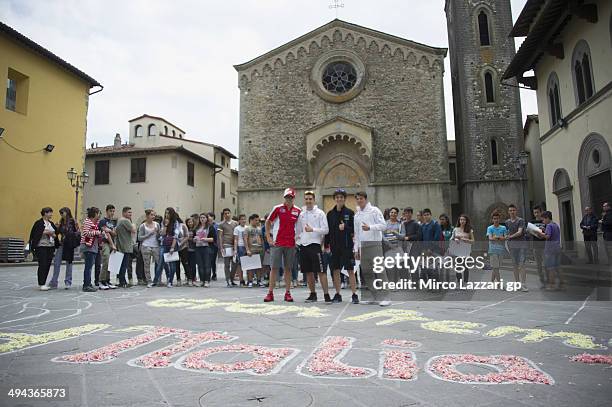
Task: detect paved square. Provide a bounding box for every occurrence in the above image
[0,264,611,407]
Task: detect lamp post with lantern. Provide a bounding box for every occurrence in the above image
[66,167,89,219]
[513,152,530,219]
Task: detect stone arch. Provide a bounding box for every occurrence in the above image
[417,55,430,70]
[285,51,296,63]
[297,46,308,58]
[309,40,320,53]
[368,40,380,52]
[406,52,417,66]
[577,133,611,216]
[321,35,331,48]
[356,36,367,49]
[484,202,509,222]
[315,154,369,189]
[392,47,405,60]
[274,58,284,69]
[345,32,355,46]
[250,69,260,81]
[263,63,273,75]
[333,29,343,43]
[381,44,392,57]
[311,133,371,161]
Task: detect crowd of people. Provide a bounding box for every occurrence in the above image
[28,188,612,304]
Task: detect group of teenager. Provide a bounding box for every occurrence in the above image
[28,188,612,301]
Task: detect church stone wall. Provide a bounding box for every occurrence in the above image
[236,27,449,197]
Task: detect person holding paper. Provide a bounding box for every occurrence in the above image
[245,214,265,287]
[218,208,238,287]
[233,215,248,287]
[354,191,391,306]
[159,218,179,287]
[296,191,329,303]
[450,214,474,283]
[79,207,105,292]
[326,189,359,304]
[115,207,136,288]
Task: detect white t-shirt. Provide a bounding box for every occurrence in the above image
[233,225,246,247]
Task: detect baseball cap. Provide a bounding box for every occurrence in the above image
[333,188,347,198]
[283,187,296,198]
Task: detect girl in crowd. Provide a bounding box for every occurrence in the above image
[29,207,58,291]
[451,214,475,283]
[194,213,214,287]
[185,217,200,287]
[49,207,79,289]
[80,207,105,292]
[160,217,179,287]
[138,209,160,288]
[177,216,189,287]
[384,207,403,284]
[154,208,181,286]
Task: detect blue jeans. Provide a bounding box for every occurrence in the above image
[83,251,97,287]
[50,245,73,287]
[155,246,177,284]
[195,246,210,282]
[117,252,130,285]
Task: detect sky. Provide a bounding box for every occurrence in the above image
[1,0,536,168]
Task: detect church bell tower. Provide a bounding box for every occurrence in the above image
[445,0,525,235]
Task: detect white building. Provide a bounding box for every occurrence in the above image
[504,0,611,247]
[83,114,238,222]
[127,114,238,216]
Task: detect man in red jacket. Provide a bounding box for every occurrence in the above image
[264,188,301,302]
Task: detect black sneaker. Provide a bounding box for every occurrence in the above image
[240,280,246,287]
[212,275,217,281]
[231,281,238,286]
[305,293,318,303]
[82,285,97,292]
[118,283,129,288]
[351,293,359,304]
[332,293,342,303]
[324,293,332,303]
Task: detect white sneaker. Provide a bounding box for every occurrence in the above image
[521,286,529,292]
[146,283,153,288]
[64,284,71,290]
[379,300,392,307]
[107,282,117,289]
[204,281,209,288]
[167,283,173,288]
[99,283,109,290]
[40,285,50,291]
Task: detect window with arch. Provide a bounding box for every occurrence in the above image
[478,10,491,46]
[164,125,168,135]
[572,40,595,105]
[484,70,495,103]
[134,125,143,138]
[547,72,562,127]
[148,124,157,137]
[172,130,176,137]
[490,138,499,166]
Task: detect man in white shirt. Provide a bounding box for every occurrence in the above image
[296,191,330,303]
[353,191,391,306]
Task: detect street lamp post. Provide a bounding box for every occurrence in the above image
[514,152,530,219]
[67,167,89,218]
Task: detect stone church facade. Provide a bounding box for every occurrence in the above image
[235,19,450,216]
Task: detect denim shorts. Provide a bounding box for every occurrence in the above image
[544,252,561,269]
[509,248,526,266]
[235,246,247,265]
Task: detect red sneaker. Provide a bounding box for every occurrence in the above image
[264,291,274,302]
[284,291,294,302]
